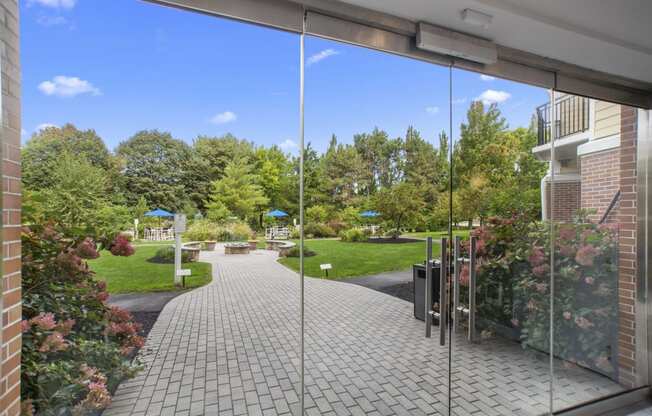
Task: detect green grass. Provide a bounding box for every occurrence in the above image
[278,239,441,279]
[88,245,212,294]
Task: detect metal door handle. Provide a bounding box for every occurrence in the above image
[425,237,433,338]
[468,236,477,342]
[439,238,447,346]
[453,236,461,333]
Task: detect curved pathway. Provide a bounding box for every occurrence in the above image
[105,246,621,416]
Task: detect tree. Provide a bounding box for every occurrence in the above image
[205,158,269,222]
[320,135,366,208]
[374,182,425,238]
[115,130,191,211]
[185,134,255,211]
[22,124,115,191]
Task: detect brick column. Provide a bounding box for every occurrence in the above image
[617,106,637,387]
[0,1,21,415]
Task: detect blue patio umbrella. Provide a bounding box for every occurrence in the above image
[360,210,380,218]
[266,209,289,218]
[144,208,174,228]
[144,208,174,218]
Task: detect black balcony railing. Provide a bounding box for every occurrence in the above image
[536,95,590,146]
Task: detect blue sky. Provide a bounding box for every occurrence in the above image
[21,0,548,153]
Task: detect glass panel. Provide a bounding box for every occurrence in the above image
[21,3,302,414]
[450,68,553,415]
[302,35,452,415]
[550,93,645,412]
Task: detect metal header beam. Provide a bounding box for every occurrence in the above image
[146,0,652,108]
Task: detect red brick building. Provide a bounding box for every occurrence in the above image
[1,1,21,414]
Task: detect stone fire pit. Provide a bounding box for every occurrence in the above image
[224,242,251,255]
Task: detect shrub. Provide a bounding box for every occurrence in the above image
[21,225,141,415]
[286,245,316,257]
[290,227,300,239]
[185,220,253,242]
[340,228,369,242]
[464,213,619,378]
[185,219,220,241]
[150,246,192,264]
[303,223,336,238]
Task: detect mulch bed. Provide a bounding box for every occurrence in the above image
[132,311,161,339]
[376,281,414,303]
[364,237,422,244]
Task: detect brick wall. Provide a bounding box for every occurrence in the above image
[579,148,621,222]
[545,180,581,222]
[616,106,637,387]
[0,1,21,415]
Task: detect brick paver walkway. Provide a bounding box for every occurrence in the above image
[105,246,622,416]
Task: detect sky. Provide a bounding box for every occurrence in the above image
[21,0,549,153]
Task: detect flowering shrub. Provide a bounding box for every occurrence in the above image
[21,225,141,415]
[467,213,619,378]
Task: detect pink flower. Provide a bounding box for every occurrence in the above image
[574,316,594,329]
[575,245,599,266]
[21,320,31,333]
[30,312,57,331]
[84,382,112,409]
[532,264,549,278]
[563,311,571,320]
[80,365,108,385]
[584,276,595,285]
[459,264,470,287]
[57,319,76,336]
[110,235,135,257]
[510,318,519,327]
[107,306,133,323]
[76,237,99,259]
[528,247,545,267]
[558,227,575,241]
[96,280,107,292]
[96,291,109,303]
[39,331,68,353]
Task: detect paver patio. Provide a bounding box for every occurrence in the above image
[105,246,623,416]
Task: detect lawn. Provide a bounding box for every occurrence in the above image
[278,238,441,279]
[88,244,212,294]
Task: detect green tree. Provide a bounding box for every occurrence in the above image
[374,182,425,238]
[185,134,255,211]
[321,135,366,208]
[205,158,269,222]
[116,130,191,211]
[22,124,116,191]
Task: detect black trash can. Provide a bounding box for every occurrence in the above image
[413,260,441,322]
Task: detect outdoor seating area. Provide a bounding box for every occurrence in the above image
[266,240,296,257]
[143,227,174,241]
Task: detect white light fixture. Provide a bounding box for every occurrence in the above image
[461,8,493,29]
[416,22,498,65]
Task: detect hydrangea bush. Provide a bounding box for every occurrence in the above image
[463,213,619,378]
[21,225,142,415]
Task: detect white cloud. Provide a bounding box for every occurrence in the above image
[476,89,511,105]
[425,106,439,115]
[306,49,339,66]
[37,15,68,26]
[36,123,58,132]
[38,76,101,97]
[278,139,298,151]
[29,0,76,9]
[480,74,495,81]
[209,111,237,125]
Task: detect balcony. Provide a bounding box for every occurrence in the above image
[536,95,590,146]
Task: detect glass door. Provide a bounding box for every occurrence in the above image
[449,68,553,415]
[301,34,453,415]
